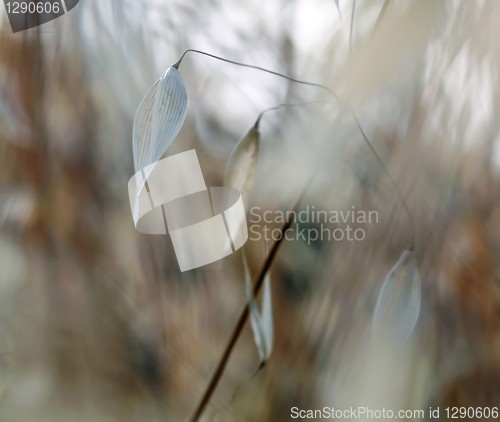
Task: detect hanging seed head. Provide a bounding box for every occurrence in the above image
[224,123,260,208]
[133,67,189,174]
[372,250,422,344]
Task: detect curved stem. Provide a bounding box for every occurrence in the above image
[175,48,415,249]
[350,114,416,249]
[255,100,331,127]
[181,48,417,420]
[173,49,340,101]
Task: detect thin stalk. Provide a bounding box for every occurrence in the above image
[350,114,416,249]
[173,49,340,101]
[174,48,416,248]
[255,100,331,127]
[187,193,305,422]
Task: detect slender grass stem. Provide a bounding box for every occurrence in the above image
[180,47,417,420]
[255,100,330,127]
[187,192,305,422]
[175,48,416,248]
[173,49,340,101]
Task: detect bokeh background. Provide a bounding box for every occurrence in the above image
[1,0,499,420]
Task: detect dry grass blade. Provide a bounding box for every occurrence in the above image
[243,250,274,363]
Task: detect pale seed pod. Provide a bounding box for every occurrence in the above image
[133,66,189,174]
[243,249,274,363]
[224,122,260,209]
[372,250,422,344]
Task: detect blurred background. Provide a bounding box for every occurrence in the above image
[0,0,499,420]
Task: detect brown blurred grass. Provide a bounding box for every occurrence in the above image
[1,1,500,421]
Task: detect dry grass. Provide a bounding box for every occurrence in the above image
[0,1,499,421]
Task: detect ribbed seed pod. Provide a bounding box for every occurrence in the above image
[372,250,422,344]
[224,123,260,208]
[133,67,188,175]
